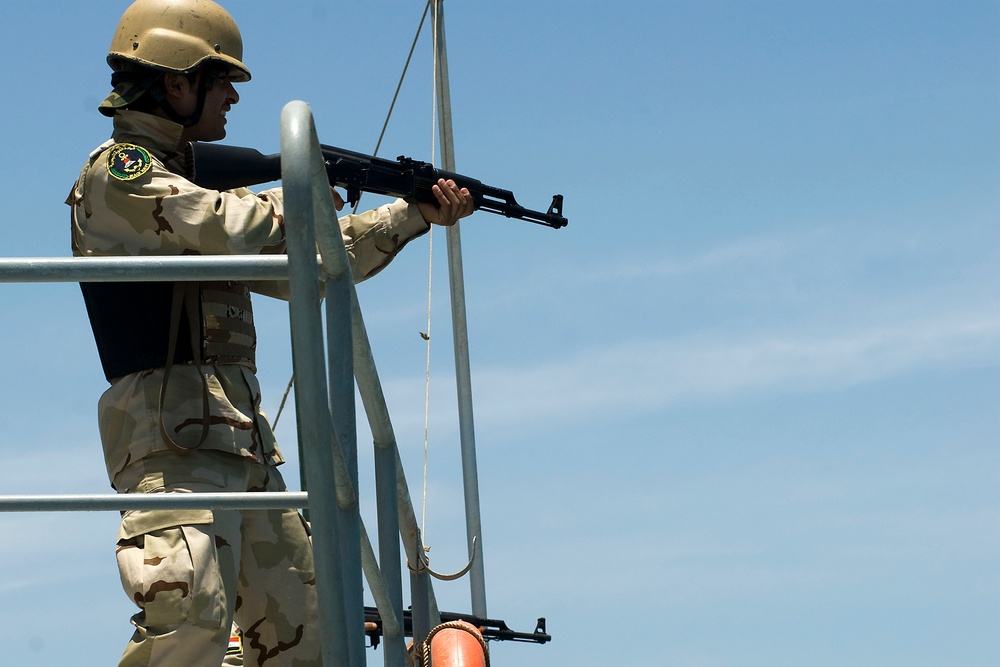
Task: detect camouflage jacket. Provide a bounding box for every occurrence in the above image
[69,111,430,487]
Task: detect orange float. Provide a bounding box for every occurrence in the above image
[427,620,488,667]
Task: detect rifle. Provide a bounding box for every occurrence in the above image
[187,141,568,229]
[362,606,551,649]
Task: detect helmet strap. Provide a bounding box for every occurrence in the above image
[184,69,217,127]
[145,69,213,127]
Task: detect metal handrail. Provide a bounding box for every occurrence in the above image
[0,492,308,512]
[0,101,439,667]
[281,100,436,666]
[285,100,439,667]
[280,100,357,666]
[0,255,294,283]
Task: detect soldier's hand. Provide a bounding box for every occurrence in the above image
[417,179,473,227]
[330,187,345,211]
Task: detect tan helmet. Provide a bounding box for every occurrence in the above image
[100,0,250,115]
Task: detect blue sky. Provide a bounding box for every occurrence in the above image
[0,1,997,665]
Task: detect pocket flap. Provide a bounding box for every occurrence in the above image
[118,507,215,540]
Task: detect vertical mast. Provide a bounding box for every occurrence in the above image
[432,0,488,619]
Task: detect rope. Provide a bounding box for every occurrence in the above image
[274,0,432,429]
[421,227,434,541]
[271,374,294,429]
[406,536,477,582]
[416,620,490,667]
[421,0,440,550]
[351,0,432,216]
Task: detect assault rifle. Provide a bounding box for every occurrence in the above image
[187,141,568,229]
[361,606,550,649]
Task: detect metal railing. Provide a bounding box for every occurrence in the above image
[0,101,443,667]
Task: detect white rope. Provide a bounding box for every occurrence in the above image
[273,1,432,432]
[417,620,491,667]
[421,0,441,546]
[421,227,434,542]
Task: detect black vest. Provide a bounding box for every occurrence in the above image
[81,280,256,382]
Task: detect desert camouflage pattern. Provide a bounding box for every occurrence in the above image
[99,360,283,484]
[68,110,430,483]
[114,450,319,666]
[69,110,430,665]
[199,280,257,368]
[70,111,428,278]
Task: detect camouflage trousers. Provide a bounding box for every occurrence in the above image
[113,450,320,667]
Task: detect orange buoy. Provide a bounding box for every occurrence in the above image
[428,620,488,667]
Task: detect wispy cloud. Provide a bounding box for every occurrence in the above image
[613,235,794,280]
[496,308,999,418]
[378,307,1000,434]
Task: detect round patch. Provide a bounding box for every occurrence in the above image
[107,143,153,181]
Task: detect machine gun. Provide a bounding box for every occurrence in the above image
[362,606,551,649]
[187,141,568,229]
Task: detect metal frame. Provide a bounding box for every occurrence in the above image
[0,101,471,667]
[432,0,488,619]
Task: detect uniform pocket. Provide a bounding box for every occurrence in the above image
[116,511,226,632]
[119,507,214,541]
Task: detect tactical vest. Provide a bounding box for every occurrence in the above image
[81,280,257,382]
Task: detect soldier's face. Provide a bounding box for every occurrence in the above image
[174,72,240,143]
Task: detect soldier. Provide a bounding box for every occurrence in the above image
[67,1,472,665]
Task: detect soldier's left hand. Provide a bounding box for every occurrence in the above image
[330,187,346,211]
[417,179,474,227]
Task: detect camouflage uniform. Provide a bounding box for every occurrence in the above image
[69,110,429,666]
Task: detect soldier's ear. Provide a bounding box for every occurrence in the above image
[161,73,193,101]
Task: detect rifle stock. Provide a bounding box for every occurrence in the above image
[187,141,568,229]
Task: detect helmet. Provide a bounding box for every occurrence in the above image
[100,0,250,116]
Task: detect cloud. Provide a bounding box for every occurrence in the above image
[607,235,795,280]
[396,307,1000,431]
[416,216,1000,431]
[371,308,999,448]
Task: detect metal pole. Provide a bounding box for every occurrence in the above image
[0,492,307,512]
[281,100,350,666]
[350,292,408,667]
[433,0,488,619]
[410,546,433,649]
[0,255,291,283]
[322,180,367,667]
[351,289,443,658]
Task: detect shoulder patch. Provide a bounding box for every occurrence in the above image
[107,143,153,181]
